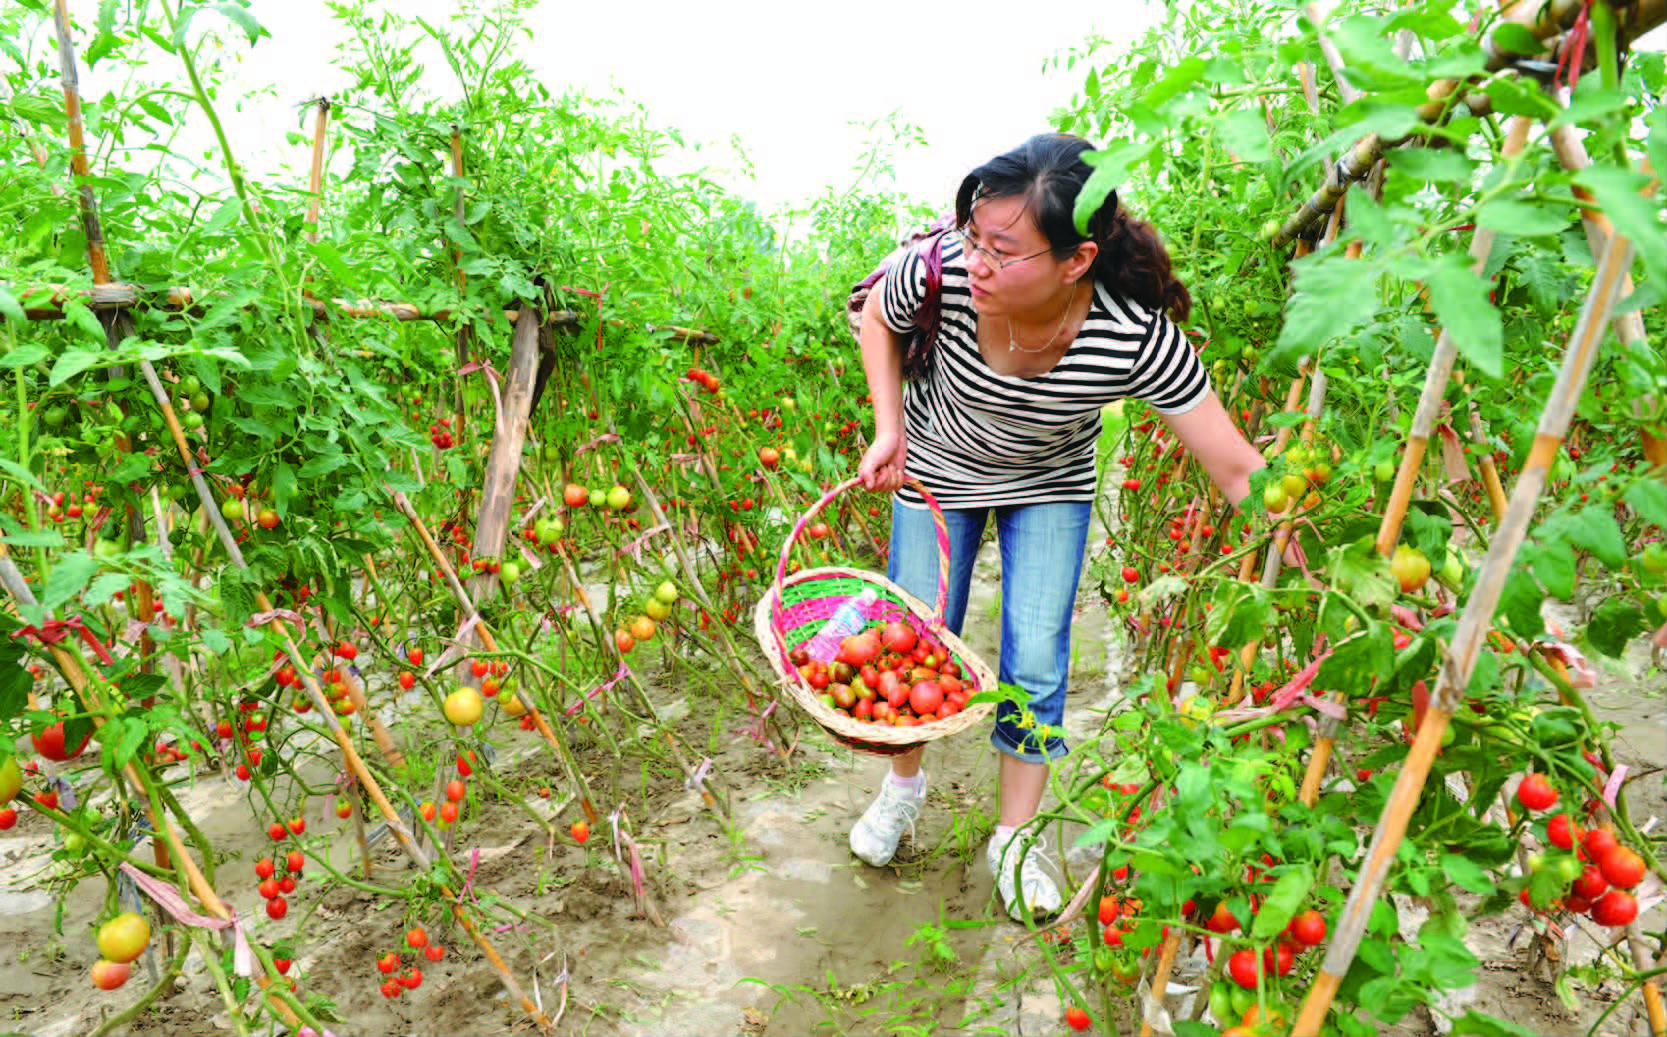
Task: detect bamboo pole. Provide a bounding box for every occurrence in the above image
[451,125,470,432]
[1138,927,1185,1036]
[1547,124,1660,465]
[1290,192,1643,1037]
[303,99,330,241]
[1374,116,1531,556]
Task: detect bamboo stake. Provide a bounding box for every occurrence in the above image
[1375,116,1530,555]
[451,125,469,432]
[1291,194,1642,1037]
[1138,927,1185,1036]
[303,99,330,241]
[1547,123,1661,464]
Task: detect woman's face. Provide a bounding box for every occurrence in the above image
[961,194,1084,318]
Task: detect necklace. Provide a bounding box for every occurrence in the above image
[1006,281,1078,353]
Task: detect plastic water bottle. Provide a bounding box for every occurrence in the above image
[803,588,878,663]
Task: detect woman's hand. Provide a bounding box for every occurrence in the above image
[857,429,908,493]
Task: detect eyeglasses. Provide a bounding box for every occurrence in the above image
[958,226,1053,271]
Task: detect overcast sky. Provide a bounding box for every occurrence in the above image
[91,0,1160,218]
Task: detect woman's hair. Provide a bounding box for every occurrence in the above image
[953,133,1191,323]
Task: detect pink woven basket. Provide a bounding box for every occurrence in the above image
[752,476,996,755]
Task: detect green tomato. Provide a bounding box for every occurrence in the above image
[500,562,521,585]
[42,405,70,428]
[542,442,561,463]
[1640,543,1667,576]
[190,392,210,412]
[588,489,608,509]
[606,485,632,511]
[1209,983,1236,1024]
[1374,460,1396,482]
[654,580,679,605]
[93,539,123,562]
[181,411,204,431]
[63,831,89,857]
[178,376,201,396]
[220,498,246,521]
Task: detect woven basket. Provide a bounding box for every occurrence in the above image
[753,476,995,756]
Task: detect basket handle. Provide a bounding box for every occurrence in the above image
[769,476,952,646]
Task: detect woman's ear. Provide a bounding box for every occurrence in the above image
[1066,241,1098,284]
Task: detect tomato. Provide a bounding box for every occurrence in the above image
[409,647,425,666]
[269,821,287,842]
[1516,773,1558,812]
[273,957,292,975]
[380,978,401,998]
[1102,925,1125,947]
[220,498,245,521]
[286,850,304,873]
[400,967,423,989]
[256,508,280,529]
[288,816,305,836]
[1545,812,1578,851]
[1598,845,1645,890]
[1121,566,1140,583]
[1572,866,1609,901]
[606,485,631,510]
[1288,909,1326,947]
[406,927,428,949]
[446,780,466,803]
[0,808,17,830]
[398,671,416,690]
[563,483,588,508]
[1064,1005,1091,1031]
[255,857,275,880]
[90,959,131,990]
[419,802,437,822]
[1205,901,1241,934]
[335,798,352,820]
[259,878,280,899]
[909,680,944,716]
[377,952,399,974]
[32,720,92,762]
[34,790,58,811]
[1582,827,1619,861]
[1590,890,1638,927]
[614,629,636,654]
[630,615,656,641]
[1391,545,1432,593]
[278,875,296,894]
[0,757,21,805]
[96,913,151,964]
[439,801,459,824]
[571,820,590,844]
[1263,941,1295,976]
[1263,483,1289,513]
[1226,948,1262,989]
[423,943,444,962]
[443,687,484,726]
[266,896,288,920]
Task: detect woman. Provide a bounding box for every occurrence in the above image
[848,134,1269,922]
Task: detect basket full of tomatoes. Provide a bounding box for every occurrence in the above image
[753,477,996,755]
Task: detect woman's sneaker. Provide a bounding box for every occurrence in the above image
[987,826,1062,921]
[849,774,927,867]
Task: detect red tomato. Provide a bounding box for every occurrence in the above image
[406,928,428,950]
[1516,774,1558,812]
[32,720,91,762]
[1065,1005,1091,1031]
[1545,812,1578,851]
[1289,909,1327,947]
[1263,941,1295,976]
[1572,866,1609,901]
[1226,948,1262,989]
[266,896,288,920]
[269,822,287,842]
[909,680,944,716]
[1590,890,1638,927]
[1205,902,1241,934]
[255,857,275,880]
[1582,827,1619,862]
[376,952,399,975]
[1598,846,1645,890]
[286,851,304,873]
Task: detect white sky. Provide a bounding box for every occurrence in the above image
[116,0,1161,218]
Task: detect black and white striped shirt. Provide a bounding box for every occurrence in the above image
[878,233,1210,508]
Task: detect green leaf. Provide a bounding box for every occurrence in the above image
[1141,56,1208,110]
[42,554,99,610]
[50,347,105,386]
[1496,566,1545,640]
[0,342,50,369]
[1579,167,1667,286]
[0,637,31,723]
[1587,599,1646,659]
[84,574,129,607]
[211,2,265,44]
[1206,582,1274,647]
[1274,255,1381,369]
[1624,480,1667,528]
[1531,548,1576,600]
[0,285,22,324]
[1249,866,1314,939]
[1075,141,1155,235]
[1449,1010,1538,1037]
[272,461,297,516]
[1566,509,1626,568]
[1438,853,1496,894]
[1217,110,1272,163]
[1475,198,1570,237]
[1421,254,1502,380]
[1391,147,1475,184]
[1488,23,1545,56]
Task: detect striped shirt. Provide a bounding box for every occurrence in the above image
[878,233,1210,508]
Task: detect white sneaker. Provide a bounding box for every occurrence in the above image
[849,774,927,867]
[987,827,1062,922]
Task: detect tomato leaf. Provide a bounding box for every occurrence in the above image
[1438,853,1495,894]
[1495,567,1545,641]
[1448,1010,1538,1037]
[1474,198,1569,237]
[42,554,99,610]
[1419,253,1503,380]
[1624,480,1667,529]
[1531,548,1576,600]
[50,347,106,387]
[1249,865,1314,939]
[0,285,22,325]
[1273,255,1382,374]
[1586,599,1646,659]
[0,634,31,724]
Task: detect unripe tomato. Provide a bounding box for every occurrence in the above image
[96,913,151,964]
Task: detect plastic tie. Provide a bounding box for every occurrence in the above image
[118,862,257,975]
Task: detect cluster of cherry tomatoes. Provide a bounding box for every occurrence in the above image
[253,839,306,920]
[375,927,444,998]
[1517,775,1646,927]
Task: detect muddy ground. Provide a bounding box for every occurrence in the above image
[1,520,1663,1037]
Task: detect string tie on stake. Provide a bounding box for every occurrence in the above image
[14,617,114,665]
[1211,651,1348,726]
[566,662,628,718]
[118,862,258,975]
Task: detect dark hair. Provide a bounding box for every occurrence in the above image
[953,134,1192,323]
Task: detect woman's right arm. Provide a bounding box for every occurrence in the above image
[856,288,910,493]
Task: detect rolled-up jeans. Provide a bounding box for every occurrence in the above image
[886,497,1091,762]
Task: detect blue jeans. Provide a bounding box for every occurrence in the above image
[887,499,1091,762]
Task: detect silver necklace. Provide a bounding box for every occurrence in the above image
[1006,281,1078,353]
